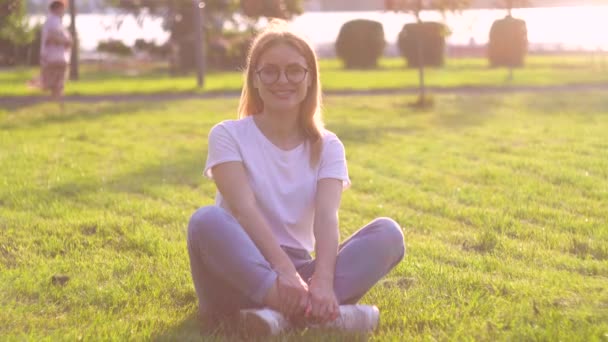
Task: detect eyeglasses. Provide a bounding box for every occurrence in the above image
[255,64,309,85]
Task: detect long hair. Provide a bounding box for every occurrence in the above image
[238,20,324,167]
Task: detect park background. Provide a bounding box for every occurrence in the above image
[1,0,607,340]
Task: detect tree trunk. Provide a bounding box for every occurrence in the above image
[69,0,79,81]
[417,42,426,100]
[193,0,205,87]
[170,2,198,74]
[416,15,426,101]
[506,7,513,81]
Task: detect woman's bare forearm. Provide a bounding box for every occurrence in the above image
[46,31,71,45]
[313,212,339,283]
[212,161,294,273]
[312,178,343,284]
[232,202,294,272]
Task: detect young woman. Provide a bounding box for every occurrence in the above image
[187,20,405,335]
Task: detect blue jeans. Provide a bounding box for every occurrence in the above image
[187,206,405,317]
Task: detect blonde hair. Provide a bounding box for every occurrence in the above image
[238,20,324,167]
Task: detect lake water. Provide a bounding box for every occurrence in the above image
[30,5,608,54]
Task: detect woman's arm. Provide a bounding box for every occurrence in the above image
[312,178,342,281]
[45,29,71,46]
[308,178,343,323]
[212,161,310,316]
[212,161,293,272]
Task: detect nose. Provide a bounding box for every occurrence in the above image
[276,70,289,84]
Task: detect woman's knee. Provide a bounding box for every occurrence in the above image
[372,217,406,262]
[187,206,226,242]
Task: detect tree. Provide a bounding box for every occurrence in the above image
[0,0,37,66]
[493,0,530,80]
[385,0,470,106]
[499,0,529,17]
[240,0,302,19]
[110,0,303,75]
[69,0,79,80]
[0,0,35,63]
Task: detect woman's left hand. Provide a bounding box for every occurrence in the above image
[306,275,339,324]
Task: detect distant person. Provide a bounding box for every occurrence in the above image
[39,0,72,106]
[187,20,406,336]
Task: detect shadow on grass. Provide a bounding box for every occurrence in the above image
[1,150,206,220]
[0,101,167,129]
[153,313,249,342]
[328,94,498,146]
[153,312,373,342]
[332,123,420,146]
[325,100,425,146]
[519,91,608,116]
[49,151,204,200]
[330,123,387,145]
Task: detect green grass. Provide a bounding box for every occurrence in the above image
[1,92,608,340]
[2,55,608,97]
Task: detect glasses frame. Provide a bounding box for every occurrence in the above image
[254,64,309,86]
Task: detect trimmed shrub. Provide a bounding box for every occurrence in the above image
[97,39,133,56]
[488,16,528,67]
[335,19,385,69]
[398,22,448,68]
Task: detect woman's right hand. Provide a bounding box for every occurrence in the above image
[275,266,309,318]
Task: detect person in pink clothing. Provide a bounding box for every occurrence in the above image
[187,20,406,336]
[39,0,72,105]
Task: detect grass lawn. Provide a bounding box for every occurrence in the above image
[1,92,607,340]
[1,55,608,97]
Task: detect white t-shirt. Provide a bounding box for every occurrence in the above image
[204,115,351,252]
[41,13,70,65]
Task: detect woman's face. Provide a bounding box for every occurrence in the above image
[254,42,311,114]
[51,4,66,16]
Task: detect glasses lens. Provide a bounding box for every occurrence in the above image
[258,65,280,85]
[286,65,307,84]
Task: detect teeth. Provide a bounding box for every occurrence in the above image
[272,90,293,97]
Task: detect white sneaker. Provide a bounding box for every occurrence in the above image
[239,308,292,336]
[318,305,380,333]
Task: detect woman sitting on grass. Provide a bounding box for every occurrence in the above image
[187,20,406,336]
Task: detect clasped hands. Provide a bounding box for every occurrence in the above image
[275,267,339,324]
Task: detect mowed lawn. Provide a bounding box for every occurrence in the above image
[2,55,608,96]
[0,92,607,341]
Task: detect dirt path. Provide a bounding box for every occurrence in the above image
[2,83,608,108]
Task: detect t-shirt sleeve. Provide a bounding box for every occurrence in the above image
[317,135,351,189]
[203,123,242,178]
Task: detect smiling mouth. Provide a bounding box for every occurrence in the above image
[270,89,295,99]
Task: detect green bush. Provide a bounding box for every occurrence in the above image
[488,16,528,67]
[0,25,41,66]
[207,31,254,71]
[133,39,170,58]
[240,0,302,19]
[335,19,385,69]
[98,39,133,57]
[398,22,448,68]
